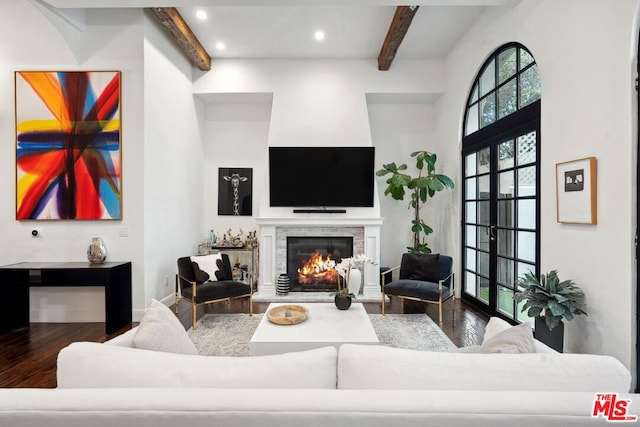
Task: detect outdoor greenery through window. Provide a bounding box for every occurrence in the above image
[465,45,541,136]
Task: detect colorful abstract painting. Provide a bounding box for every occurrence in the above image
[15,71,121,220]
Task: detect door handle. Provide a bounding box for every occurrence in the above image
[489,225,497,241]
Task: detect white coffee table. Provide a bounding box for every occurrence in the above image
[249,302,379,356]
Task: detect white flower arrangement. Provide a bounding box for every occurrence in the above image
[334,254,377,297]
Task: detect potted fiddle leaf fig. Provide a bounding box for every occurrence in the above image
[376,150,454,254]
[513,270,587,352]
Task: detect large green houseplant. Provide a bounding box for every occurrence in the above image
[513,270,587,352]
[376,150,454,254]
[514,270,587,330]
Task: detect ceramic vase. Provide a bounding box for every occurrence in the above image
[87,237,107,264]
[348,267,362,295]
[334,294,352,310]
[276,274,290,295]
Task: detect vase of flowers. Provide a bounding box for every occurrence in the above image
[333,254,376,309]
[348,268,362,295]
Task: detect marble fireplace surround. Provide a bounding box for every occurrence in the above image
[256,217,383,299]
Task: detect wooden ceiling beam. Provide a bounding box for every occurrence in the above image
[377,6,419,71]
[147,7,211,72]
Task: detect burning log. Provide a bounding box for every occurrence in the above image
[297,252,339,285]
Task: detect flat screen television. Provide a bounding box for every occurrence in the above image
[269,146,375,208]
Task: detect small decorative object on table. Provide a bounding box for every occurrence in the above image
[87,237,107,264]
[333,253,377,309]
[277,274,290,295]
[334,294,352,310]
[267,305,308,325]
[202,228,258,253]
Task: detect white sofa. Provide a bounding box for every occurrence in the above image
[0,316,636,426]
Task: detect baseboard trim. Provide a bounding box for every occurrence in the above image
[30,309,105,323]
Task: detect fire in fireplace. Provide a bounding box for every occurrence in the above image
[297,252,339,284]
[287,236,353,291]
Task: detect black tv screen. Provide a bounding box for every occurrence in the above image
[269,146,375,208]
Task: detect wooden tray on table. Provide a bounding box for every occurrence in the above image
[266,305,309,325]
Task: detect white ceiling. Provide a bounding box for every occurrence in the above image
[178,5,484,60]
[40,0,516,61]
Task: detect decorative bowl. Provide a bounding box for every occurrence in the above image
[267,305,309,325]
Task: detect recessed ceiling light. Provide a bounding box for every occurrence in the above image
[216,42,226,51]
[314,30,325,41]
[195,10,207,20]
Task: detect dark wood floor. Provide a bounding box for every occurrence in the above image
[0,297,488,389]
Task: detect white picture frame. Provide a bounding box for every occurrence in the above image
[555,157,597,224]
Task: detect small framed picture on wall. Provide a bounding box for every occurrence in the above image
[556,157,597,224]
[218,168,252,216]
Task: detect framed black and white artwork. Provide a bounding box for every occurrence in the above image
[555,157,597,224]
[218,168,252,216]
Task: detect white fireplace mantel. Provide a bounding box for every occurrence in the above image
[256,216,383,299]
[256,216,384,227]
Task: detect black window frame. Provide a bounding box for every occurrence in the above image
[461,42,541,322]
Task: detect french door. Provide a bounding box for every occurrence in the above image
[462,109,540,321]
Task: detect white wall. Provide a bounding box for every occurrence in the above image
[192,60,452,293]
[193,59,446,224]
[0,3,229,321]
[433,0,638,371]
[0,2,146,321]
[368,101,442,268]
[200,97,272,241]
[142,13,206,308]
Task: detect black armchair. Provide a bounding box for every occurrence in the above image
[381,253,454,324]
[175,253,252,329]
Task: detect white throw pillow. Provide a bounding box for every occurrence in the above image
[191,254,222,281]
[57,344,338,389]
[133,299,198,355]
[474,321,535,353]
[483,316,513,341]
[482,316,558,353]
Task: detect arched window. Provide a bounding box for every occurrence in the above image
[464,44,541,136]
[461,43,541,322]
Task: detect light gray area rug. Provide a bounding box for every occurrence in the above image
[188,313,456,356]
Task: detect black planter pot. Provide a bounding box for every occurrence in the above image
[334,295,352,310]
[534,317,564,353]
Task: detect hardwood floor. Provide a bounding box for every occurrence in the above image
[0,297,488,389]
